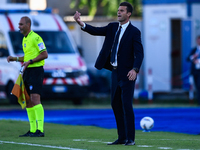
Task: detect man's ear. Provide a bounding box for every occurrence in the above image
[27,22,31,28]
[127,12,131,18]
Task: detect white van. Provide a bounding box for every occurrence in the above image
[0,8,89,105]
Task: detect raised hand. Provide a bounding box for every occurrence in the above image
[73,11,84,27]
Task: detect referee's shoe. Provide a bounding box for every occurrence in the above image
[19,130,44,137]
[30,130,44,137]
[19,130,33,137]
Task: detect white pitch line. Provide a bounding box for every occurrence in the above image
[137,145,153,147]
[138,139,200,141]
[73,139,87,142]
[158,147,173,149]
[177,149,192,150]
[0,140,86,150]
[88,141,98,143]
[71,139,200,150]
[177,149,196,150]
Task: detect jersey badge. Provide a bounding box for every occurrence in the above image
[38,42,45,50]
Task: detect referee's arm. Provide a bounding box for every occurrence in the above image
[29,50,48,64]
[7,56,24,62]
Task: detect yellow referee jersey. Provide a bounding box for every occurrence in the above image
[22,30,46,68]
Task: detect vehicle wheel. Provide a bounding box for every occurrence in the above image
[7,82,18,104]
[72,98,82,105]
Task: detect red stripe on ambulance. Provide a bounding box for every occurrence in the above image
[72,78,77,85]
[52,14,62,31]
[78,56,85,67]
[52,78,57,84]
[43,75,89,86]
[6,15,15,31]
[61,78,67,84]
[43,78,47,84]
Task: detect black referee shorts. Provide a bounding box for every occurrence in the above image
[23,66,44,96]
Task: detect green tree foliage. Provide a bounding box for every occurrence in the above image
[70,0,142,17]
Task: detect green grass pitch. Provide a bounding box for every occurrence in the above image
[0,120,200,150]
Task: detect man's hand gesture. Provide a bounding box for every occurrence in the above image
[73,11,84,27]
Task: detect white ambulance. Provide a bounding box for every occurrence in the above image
[0,7,89,105]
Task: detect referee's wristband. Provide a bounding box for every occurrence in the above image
[16,57,19,62]
[29,59,33,64]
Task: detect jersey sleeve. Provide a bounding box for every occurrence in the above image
[34,36,46,53]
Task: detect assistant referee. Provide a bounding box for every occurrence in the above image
[7,16,48,137]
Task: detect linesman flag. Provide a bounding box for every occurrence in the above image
[11,74,29,109]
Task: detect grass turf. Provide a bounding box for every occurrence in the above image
[0,120,199,150]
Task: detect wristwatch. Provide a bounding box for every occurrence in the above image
[29,59,33,64]
[133,68,139,73]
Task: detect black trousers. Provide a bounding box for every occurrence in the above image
[193,71,200,105]
[111,68,136,141]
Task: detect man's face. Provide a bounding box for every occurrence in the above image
[18,18,29,35]
[117,6,131,24]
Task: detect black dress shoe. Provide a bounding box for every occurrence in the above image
[30,130,44,137]
[19,130,34,137]
[107,139,127,145]
[124,140,135,146]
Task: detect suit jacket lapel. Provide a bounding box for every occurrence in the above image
[118,23,132,51]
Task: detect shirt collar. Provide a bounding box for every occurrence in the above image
[119,21,130,30]
[25,30,33,38]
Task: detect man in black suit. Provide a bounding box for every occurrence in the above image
[74,2,144,145]
[187,35,200,106]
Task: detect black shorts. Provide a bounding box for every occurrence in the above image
[23,66,44,96]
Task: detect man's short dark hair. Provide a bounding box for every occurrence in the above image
[22,16,32,27]
[120,2,133,15]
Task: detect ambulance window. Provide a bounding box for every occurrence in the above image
[36,31,76,54]
[9,31,76,54]
[0,32,9,57]
[9,31,24,54]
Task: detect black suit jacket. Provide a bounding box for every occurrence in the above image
[82,22,144,80]
[187,47,199,75]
